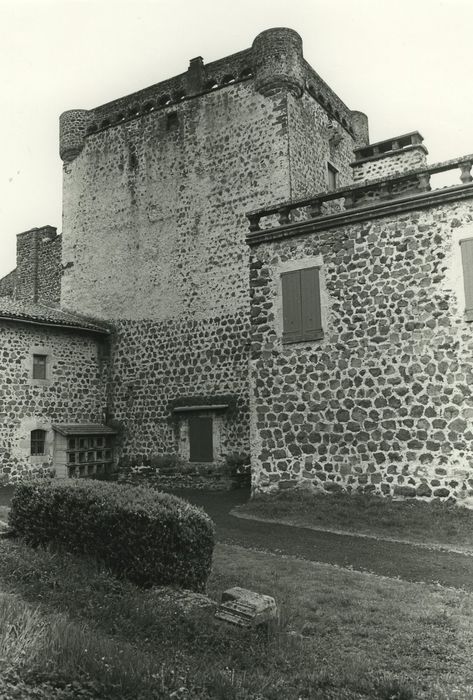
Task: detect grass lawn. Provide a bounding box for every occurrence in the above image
[233,491,473,551]
[0,538,473,698]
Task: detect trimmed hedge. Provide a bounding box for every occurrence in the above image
[9,480,215,592]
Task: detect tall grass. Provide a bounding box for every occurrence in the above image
[0,593,46,669]
[0,537,470,698]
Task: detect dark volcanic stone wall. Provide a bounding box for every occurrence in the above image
[110,313,250,459]
[0,321,108,481]
[249,196,473,503]
[0,269,17,297]
[16,227,61,304]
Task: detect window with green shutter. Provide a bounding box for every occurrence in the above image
[460,238,473,321]
[281,267,323,343]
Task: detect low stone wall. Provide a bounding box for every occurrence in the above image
[118,464,249,491]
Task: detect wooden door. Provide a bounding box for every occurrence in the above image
[189,416,213,462]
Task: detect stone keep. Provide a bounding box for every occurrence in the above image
[58,28,365,467]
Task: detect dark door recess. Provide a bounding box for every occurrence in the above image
[189,416,213,462]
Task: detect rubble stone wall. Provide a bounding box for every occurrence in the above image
[60,54,358,465]
[249,195,473,503]
[0,321,107,482]
[37,235,62,304]
[109,315,250,462]
[0,269,16,297]
[15,227,61,304]
[351,146,428,183]
[287,92,355,198]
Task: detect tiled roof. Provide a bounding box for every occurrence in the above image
[0,297,110,334]
[53,424,117,436]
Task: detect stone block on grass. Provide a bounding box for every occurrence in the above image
[215,587,278,628]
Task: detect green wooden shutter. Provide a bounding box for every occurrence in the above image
[282,270,303,342]
[460,238,473,321]
[301,267,323,340]
[282,267,324,343]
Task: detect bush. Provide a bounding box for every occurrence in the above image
[9,480,215,592]
[224,453,251,489]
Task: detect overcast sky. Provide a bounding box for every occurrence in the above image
[0,0,471,278]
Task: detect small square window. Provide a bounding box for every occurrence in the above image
[32,354,47,380]
[327,163,338,191]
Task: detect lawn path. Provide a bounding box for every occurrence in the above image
[4,485,473,591]
[170,488,473,591]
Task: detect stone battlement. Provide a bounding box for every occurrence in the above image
[59,28,363,163]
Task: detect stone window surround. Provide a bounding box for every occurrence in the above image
[30,428,47,456]
[16,417,55,466]
[177,409,225,464]
[445,222,473,323]
[274,254,329,347]
[26,344,54,386]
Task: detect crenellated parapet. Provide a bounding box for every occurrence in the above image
[68,48,255,148]
[58,27,367,159]
[351,131,428,182]
[59,110,90,163]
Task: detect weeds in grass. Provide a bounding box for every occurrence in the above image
[0,538,472,698]
[0,593,46,669]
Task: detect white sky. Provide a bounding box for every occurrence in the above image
[0,0,471,278]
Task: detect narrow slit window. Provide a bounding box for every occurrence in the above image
[327,162,338,191]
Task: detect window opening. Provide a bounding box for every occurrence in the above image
[32,354,47,380]
[31,429,46,455]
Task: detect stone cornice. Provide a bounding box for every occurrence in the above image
[246,183,473,247]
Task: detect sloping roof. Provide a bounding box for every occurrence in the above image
[0,297,110,334]
[52,424,117,436]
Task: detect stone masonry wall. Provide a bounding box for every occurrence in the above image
[60,59,358,466]
[37,235,62,304]
[15,227,61,304]
[110,314,250,461]
[61,82,295,464]
[352,146,428,183]
[287,91,355,199]
[61,82,292,320]
[249,196,473,503]
[0,321,108,482]
[0,269,17,297]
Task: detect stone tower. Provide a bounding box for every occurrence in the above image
[59,28,367,464]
